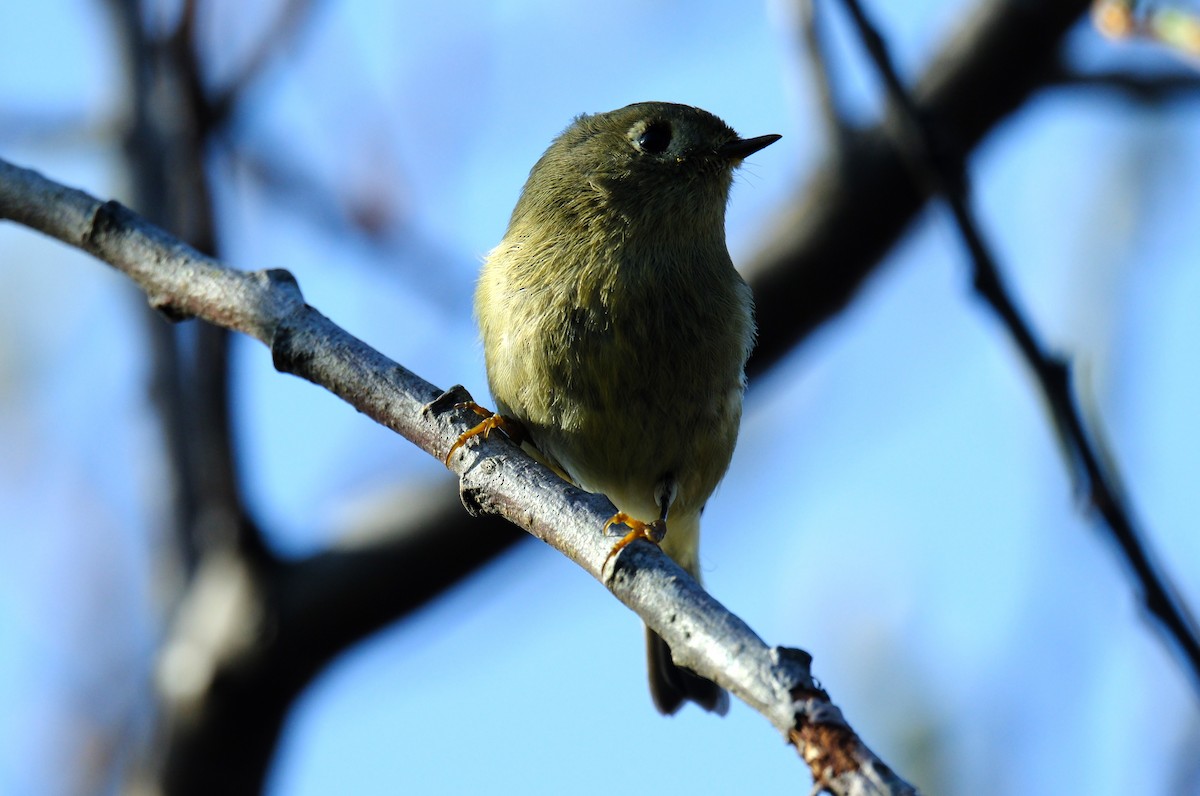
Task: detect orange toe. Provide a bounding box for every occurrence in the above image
[444,403,526,465]
[603,513,667,568]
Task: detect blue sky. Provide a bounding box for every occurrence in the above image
[1,1,1199,794]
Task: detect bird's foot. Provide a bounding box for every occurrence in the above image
[443,402,527,465]
[603,513,667,568]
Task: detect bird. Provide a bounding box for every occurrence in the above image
[453,101,778,714]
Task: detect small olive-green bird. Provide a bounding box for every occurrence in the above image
[474,102,778,715]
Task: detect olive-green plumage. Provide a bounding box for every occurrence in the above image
[475,102,776,714]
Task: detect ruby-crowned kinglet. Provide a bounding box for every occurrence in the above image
[471,102,778,714]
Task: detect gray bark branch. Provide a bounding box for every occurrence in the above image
[0,157,918,795]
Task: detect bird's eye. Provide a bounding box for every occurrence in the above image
[636,121,673,154]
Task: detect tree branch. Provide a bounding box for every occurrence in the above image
[0,157,919,795]
[745,0,1093,378]
[150,491,526,794]
[105,0,271,573]
[205,0,319,128]
[1046,63,1200,103]
[839,0,1200,694]
[796,0,850,153]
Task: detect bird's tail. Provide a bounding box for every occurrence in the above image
[645,626,729,715]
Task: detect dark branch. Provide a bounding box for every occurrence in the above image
[155,491,525,794]
[745,0,1094,379]
[839,0,1200,694]
[797,0,850,152]
[1047,64,1200,103]
[105,0,271,570]
[206,0,320,128]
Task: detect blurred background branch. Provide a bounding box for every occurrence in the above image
[745,0,1095,376]
[1048,64,1200,101]
[839,0,1200,693]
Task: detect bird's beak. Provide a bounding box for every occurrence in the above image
[717,133,782,160]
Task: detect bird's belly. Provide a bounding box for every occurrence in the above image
[483,259,751,527]
[529,367,744,524]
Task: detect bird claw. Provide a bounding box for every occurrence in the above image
[603,513,667,569]
[443,403,526,465]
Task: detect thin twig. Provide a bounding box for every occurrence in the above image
[206,0,319,127]
[1046,62,1200,103]
[798,0,851,152]
[839,0,1200,694]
